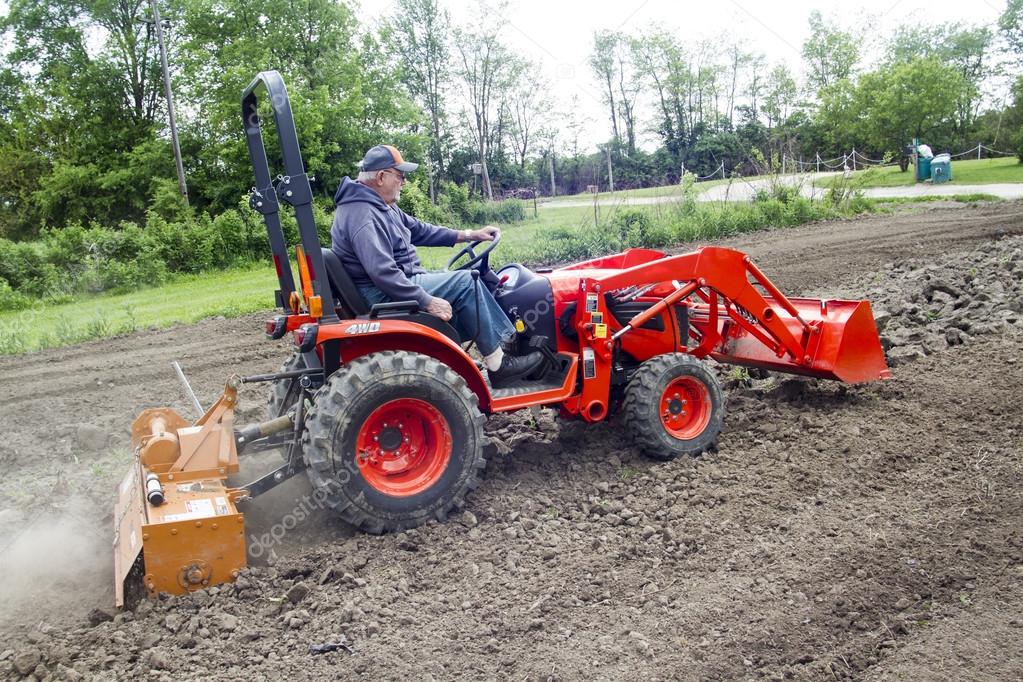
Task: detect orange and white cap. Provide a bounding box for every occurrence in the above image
[358,145,419,173]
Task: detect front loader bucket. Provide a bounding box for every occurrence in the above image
[711,297,891,383]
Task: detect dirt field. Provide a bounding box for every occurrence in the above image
[0,201,1021,680]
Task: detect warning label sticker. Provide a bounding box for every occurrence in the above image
[186,499,214,516]
[215,496,230,516]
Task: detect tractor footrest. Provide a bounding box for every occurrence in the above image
[489,353,575,398]
[491,376,569,399]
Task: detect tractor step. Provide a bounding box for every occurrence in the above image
[488,353,576,400]
[491,376,569,398]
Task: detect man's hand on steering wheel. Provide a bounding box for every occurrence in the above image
[445,226,502,272]
[467,225,500,242]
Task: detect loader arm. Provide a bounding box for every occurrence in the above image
[590,247,890,383]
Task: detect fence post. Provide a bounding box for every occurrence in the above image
[851,148,857,171]
[781,154,786,175]
[816,153,820,174]
[978,144,982,160]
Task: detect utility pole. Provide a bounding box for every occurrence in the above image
[549,151,556,197]
[150,0,189,206]
[605,146,614,193]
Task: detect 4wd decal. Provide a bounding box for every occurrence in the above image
[344,322,381,335]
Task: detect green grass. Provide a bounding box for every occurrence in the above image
[824,157,1023,189]
[876,193,1002,204]
[0,264,279,354]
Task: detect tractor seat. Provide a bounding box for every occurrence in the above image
[319,248,461,344]
[321,248,370,316]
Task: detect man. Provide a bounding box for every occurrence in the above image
[330,144,543,387]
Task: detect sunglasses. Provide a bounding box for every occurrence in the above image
[383,168,406,182]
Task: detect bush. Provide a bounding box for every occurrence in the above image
[99,258,169,293]
[397,178,448,226]
[478,199,525,224]
[607,209,654,245]
[0,278,32,312]
[437,183,525,225]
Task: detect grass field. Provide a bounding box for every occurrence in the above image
[826,156,1023,188]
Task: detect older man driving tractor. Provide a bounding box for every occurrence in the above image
[330,144,544,387]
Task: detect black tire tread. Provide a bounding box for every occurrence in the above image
[621,353,725,460]
[302,351,487,534]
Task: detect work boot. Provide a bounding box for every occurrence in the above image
[488,351,544,388]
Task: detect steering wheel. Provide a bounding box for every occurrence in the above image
[444,233,501,272]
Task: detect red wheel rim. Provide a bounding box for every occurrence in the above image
[355,398,452,497]
[659,376,712,440]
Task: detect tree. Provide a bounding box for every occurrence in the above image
[509,63,549,171]
[762,64,797,130]
[802,10,860,92]
[177,0,419,209]
[453,21,522,200]
[854,58,972,152]
[1000,0,1023,55]
[589,30,622,145]
[0,0,168,233]
[387,0,451,202]
[885,23,993,143]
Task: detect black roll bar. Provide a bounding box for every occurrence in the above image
[241,70,337,322]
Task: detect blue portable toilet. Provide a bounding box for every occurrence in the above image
[930,153,952,184]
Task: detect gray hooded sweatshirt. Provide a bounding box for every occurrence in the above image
[330,177,458,308]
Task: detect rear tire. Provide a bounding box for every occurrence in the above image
[302,351,487,534]
[622,353,724,460]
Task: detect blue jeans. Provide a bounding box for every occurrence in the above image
[360,271,515,355]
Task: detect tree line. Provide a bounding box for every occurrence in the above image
[1,0,1022,242]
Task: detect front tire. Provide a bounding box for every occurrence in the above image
[303,351,487,533]
[621,353,725,460]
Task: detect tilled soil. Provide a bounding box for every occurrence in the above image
[0,201,1021,680]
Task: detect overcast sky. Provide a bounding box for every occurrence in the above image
[358,0,1010,153]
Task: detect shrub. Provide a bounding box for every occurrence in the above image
[398,179,448,226]
[41,223,92,268]
[479,199,525,224]
[0,278,32,312]
[607,209,654,245]
[99,259,169,293]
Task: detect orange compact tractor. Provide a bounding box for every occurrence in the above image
[113,72,889,605]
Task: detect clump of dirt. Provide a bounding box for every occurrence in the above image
[854,234,1023,366]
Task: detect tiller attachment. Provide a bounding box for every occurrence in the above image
[114,370,311,607]
[113,379,247,606]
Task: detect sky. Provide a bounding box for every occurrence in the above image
[357,0,1011,153]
